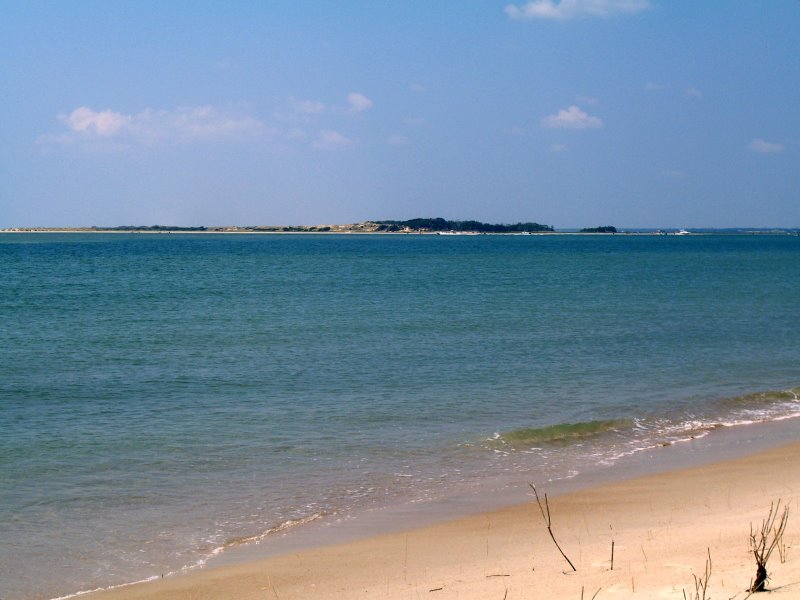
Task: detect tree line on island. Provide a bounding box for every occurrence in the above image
[374,218,553,233]
[79,220,626,234]
[92,225,209,231]
[86,218,556,233]
[579,226,617,233]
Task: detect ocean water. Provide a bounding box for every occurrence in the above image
[1,232,799,599]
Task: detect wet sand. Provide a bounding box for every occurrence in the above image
[85,437,800,599]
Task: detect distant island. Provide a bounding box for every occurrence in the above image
[580,226,618,233]
[3,221,799,235]
[372,218,553,233]
[2,218,554,234]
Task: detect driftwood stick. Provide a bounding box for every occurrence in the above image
[529,483,577,572]
[610,540,615,571]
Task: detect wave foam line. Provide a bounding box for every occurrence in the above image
[490,385,800,452]
[48,512,326,600]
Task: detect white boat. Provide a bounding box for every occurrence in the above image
[675,229,690,235]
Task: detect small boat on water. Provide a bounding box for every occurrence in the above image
[675,229,690,235]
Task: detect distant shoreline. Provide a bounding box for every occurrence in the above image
[2,228,798,235]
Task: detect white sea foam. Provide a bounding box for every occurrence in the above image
[48,513,326,600]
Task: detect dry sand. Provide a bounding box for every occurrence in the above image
[84,440,800,599]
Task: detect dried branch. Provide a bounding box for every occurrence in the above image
[610,540,615,571]
[682,549,712,600]
[694,548,712,600]
[582,586,600,600]
[529,483,577,571]
[749,500,789,592]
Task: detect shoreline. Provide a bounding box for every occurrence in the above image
[78,417,800,600]
[3,230,796,236]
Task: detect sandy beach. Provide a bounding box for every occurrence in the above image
[84,438,800,600]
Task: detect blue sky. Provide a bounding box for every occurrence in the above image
[1,1,798,228]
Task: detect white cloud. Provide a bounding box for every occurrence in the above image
[542,105,602,129]
[66,107,131,136]
[347,92,373,113]
[312,129,352,149]
[387,134,409,146]
[506,0,650,20]
[645,82,667,91]
[747,138,784,154]
[53,105,264,145]
[410,83,426,92]
[685,87,703,99]
[550,143,568,152]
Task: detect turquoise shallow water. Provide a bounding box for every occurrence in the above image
[1,233,799,599]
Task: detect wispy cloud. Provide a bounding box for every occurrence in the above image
[747,138,784,154]
[644,81,668,91]
[312,129,352,150]
[550,143,568,152]
[289,93,372,117]
[685,87,703,99]
[542,105,602,129]
[48,105,265,146]
[346,92,373,113]
[293,99,327,115]
[506,0,650,21]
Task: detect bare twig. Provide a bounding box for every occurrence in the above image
[610,540,615,571]
[778,539,787,564]
[582,587,601,600]
[749,500,789,592]
[529,483,577,571]
[692,548,712,600]
[682,549,712,600]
